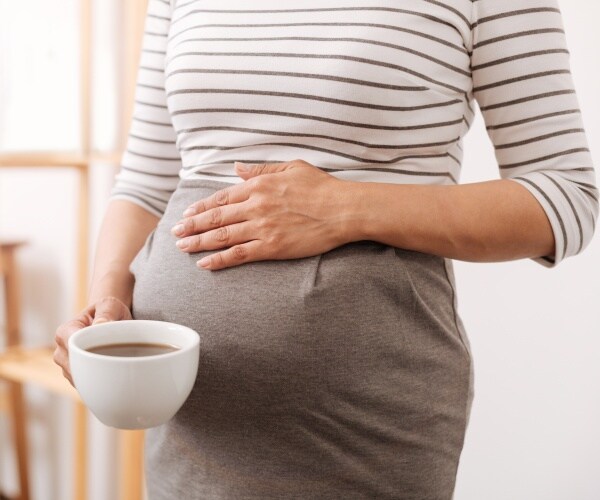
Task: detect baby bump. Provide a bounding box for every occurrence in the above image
[131,179,473,497]
[130,179,469,404]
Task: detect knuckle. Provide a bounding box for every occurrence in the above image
[214,189,229,206]
[81,309,94,324]
[54,324,72,347]
[270,235,283,249]
[247,200,259,215]
[80,304,95,318]
[209,207,223,227]
[256,217,270,231]
[253,195,270,213]
[54,333,64,348]
[250,175,267,190]
[215,226,229,243]
[213,252,226,268]
[183,218,195,233]
[232,245,247,261]
[191,233,202,248]
[254,163,267,175]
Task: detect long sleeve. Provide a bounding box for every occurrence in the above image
[108,0,182,218]
[469,0,598,267]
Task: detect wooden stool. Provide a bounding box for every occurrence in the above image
[0,241,82,500]
[0,240,145,500]
[0,240,31,500]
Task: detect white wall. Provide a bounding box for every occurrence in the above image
[0,1,598,499]
[454,3,600,499]
[0,1,120,499]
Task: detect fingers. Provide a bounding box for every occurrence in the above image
[197,240,264,270]
[181,159,309,220]
[53,312,91,383]
[174,197,253,245]
[172,201,249,239]
[179,221,261,253]
[54,315,90,350]
[53,347,73,386]
[53,297,132,384]
[234,160,297,179]
[181,182,252,219]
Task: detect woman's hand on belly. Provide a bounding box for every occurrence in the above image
[170,160,357,270]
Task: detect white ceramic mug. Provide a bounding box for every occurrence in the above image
[68,319,200,430]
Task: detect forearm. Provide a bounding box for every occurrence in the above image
[344,179,555,262]
[88,199,159,306]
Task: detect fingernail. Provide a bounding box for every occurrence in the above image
[93,318,108,325]
[176,238,188,249]
[171,224,184,236]
[183,207,195,217]
[197,257,210,268]
[234,161,249,172]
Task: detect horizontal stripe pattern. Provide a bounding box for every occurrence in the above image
[110,0,597,266]
[470,0,597,265]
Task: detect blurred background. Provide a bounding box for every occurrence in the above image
[0,1,598,499]
[0,1,148,499]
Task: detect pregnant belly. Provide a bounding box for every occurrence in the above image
[130,179,469,411]
[131,180,472,497]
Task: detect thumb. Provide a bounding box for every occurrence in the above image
[91,297,124,325]
[234,161,296,179]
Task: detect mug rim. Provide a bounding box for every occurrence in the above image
[68,319,200,363]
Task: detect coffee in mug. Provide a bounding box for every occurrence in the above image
[68,320,200,429]
[86,342,180,357]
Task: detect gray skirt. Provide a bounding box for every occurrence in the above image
[130,177,474,500]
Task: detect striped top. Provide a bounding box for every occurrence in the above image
[109,0,598,266]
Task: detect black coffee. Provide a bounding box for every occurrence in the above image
[86,342,180,357]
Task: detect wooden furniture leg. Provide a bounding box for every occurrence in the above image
[7,383,28,500]
[119,430,145,500]
[73,402,88,500]
[1,244,29,500]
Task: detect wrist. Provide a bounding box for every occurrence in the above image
[336,179,373,243]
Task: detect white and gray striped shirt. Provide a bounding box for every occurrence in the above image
[109,0,598,266]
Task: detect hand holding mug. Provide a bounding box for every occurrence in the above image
[68,320,200,429]
[53,296,132,384]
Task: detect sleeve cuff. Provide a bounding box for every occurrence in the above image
[508,174,572,268]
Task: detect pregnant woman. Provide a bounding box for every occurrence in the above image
[55,0,597,498]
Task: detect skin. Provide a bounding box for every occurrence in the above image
[172,160,554,269]
[54,159,554,382]
[54,200,158,384]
